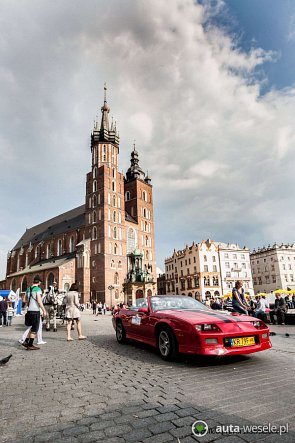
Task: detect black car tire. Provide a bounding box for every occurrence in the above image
[157,326,178,361]
[116,320,127,344]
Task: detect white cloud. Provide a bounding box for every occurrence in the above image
[0,0,295,277]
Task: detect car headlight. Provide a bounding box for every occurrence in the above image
[251,321,261,328]
[195,324,221,332]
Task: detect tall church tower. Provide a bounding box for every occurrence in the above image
[85,86,126,303]
[85,86,156,305]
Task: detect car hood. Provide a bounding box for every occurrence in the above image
[155,309,256,325]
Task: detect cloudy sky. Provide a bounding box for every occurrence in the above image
[1,0,295,279]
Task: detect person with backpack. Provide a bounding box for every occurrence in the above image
[22,277,47,350]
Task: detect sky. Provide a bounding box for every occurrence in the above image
[1,0,295,279]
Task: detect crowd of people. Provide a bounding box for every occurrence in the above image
[207,280,290,325]
[17,277,87,350]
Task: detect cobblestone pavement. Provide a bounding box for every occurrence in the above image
[0,312,294,443]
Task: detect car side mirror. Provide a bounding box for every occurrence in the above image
[138,307,149,314]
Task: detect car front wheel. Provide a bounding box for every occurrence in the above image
[116,320,127,344]
[157,327,178,361]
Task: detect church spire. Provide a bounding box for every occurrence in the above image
[100,83,110,139]
[91,84,119,148]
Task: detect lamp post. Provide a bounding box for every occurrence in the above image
[108,285,114,308]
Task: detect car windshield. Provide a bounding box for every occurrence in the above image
[129,298,148,310]
[150,296,209,312]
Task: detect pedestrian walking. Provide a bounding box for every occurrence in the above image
[6,302,14,326]
[22,277,47,350]
[64,283,86,341]
[0,297,8,327]
[92,300,97,315]
[103,302,107,315]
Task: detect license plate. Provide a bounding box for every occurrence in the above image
[131,315,141,325]
[231,336,255,347]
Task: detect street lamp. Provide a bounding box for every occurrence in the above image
[108,285,114,308]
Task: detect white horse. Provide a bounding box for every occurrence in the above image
[43,287,58,332]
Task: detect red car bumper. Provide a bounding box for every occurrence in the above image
[178,330,272,356]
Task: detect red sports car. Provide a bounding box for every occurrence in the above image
[112,296,272,360]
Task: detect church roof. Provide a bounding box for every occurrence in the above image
[7,254,76,278]
[13,205,86,250]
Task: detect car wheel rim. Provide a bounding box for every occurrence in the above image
[117,323,123,340]
[159,331,170,356]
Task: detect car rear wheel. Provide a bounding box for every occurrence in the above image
[157,327,178,361]
[116,320,127,344]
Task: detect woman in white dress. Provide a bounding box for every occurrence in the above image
[64,283,86,341]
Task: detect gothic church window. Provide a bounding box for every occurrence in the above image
[69,236,75,253]
[114,273,119,285]
[125,191,130,201]
[57,239,62,256]
[92,227,97,240]
[127,227,136,254]
[93,211,97,223]
[142,190,147,202]
[93,167,97,179]
[93,180,97,192]
[93,195,97,207]
[113,195,116,206]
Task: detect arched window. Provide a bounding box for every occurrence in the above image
[125,191,130,201]
[142,190,147,202]
[113,227,117,239]
[112,168,115,178]
[114,243,118,255]
[111,260,115,268]
[47,273,55,287]
[114,272,119,285]
[113,195,116,207]
[93,211,97,223]
[145,236,149,246]
[93,195,97,207]
[93,167,98,179]
[143,208,147,218]
[115,289,119,299]
[64,283,70,292]
[21,277,28,292]
[69,236,75,253]
[70,236,75,252]
[113,211,116,222]
[144,221,148,232]
[195,292,201,301]
[127,227,136,253]
[11,279,16,292]
[93,180,97,192]
[118,260,122,269]
[92,226,97,240]
[57,239,62,256]
[112,181,116,192]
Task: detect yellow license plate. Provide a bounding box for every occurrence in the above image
[232,337,255,347]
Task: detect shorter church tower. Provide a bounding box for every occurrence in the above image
[124,146,157,303]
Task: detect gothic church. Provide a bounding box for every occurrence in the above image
[4,88,157,305]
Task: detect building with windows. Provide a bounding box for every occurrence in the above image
[165,239,253,300]
[250,243,295,293]
[4,88,157,304]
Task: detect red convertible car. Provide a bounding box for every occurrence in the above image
[112,296,272,360]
